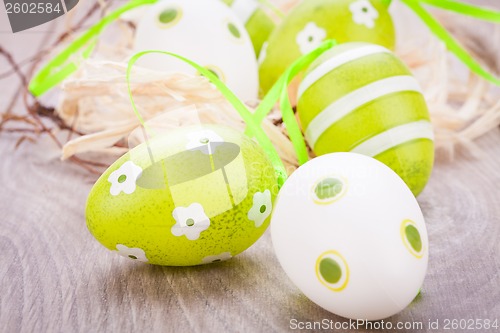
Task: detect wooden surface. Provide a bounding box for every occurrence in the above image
[1,1,500,332]
[1,131,500,332]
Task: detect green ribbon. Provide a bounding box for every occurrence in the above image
[249,40,337,165]
[29,0,500,97]
[416,0,500,22]
[26,0,500,180]
[125,42,337,185]
[126,50,289,187]
[29,0,159,97]
[401,0,500,86]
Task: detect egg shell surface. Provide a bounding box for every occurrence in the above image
[271,152,429,320]
[133,0,259,102]
[298,42,434,196]
[86,125,278,266]
[259,0,395,95]
[222,0,276,56]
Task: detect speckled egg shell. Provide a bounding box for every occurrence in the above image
[259,0,395,95]
[297,42,434,196]
[133,0,259,102]
[271,152,429,320]
[86,125,278,266]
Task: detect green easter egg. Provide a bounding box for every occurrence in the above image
[259,0,395,95]
[86,125,278,266]
[297,42,434,196]
[222,0,276,56]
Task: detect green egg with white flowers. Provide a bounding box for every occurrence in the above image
[297,42,434,196]
[86,125,278,266]
[259,0,395,95]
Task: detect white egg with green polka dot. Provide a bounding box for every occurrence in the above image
[133,0,259,102]
[271,152,428,320]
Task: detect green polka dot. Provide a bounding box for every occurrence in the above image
[228,22,241,38]
[158,8,178,24]
[208,69,218,78]
[259,205,266,213]
[315,178,343,200]
[186,218,195,227]
[118,175,127,183]
[405,224,422,253]
[128,255,137,260]
[319,257,342,284]
[203,67,220,79]
[199,138,209,144]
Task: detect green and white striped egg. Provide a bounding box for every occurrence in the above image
[86,125,278,266]
[259,0,395,95]
[222,0,276,56]
[297,42,434,196]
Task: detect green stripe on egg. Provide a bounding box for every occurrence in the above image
[375,140,434,196]
[297,42,434,196]
[298,43,417,129]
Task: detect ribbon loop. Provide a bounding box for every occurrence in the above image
[28,0,500,183]
[29,0,159,97]
[126,50,288,187]
[249,39,337,165]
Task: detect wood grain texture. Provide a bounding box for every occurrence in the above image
[1,1,500,332]
[1,130,499,333]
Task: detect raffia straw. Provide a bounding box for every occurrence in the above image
[56,0,499,169]
[58,59,299,169]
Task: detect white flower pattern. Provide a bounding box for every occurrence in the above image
[349,0,379,29]
[186,129,224,155]
[202,252,232,264]
[258,41,268,65]
[108,161,143,196]
[115,244,149,262]
[247,189,272,227]
[171,203,211,240]
[296,22,327,55]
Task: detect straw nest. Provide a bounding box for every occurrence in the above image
[54,0,500,171]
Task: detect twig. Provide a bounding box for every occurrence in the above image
[72,155,109,168]
[66,109,80,142]
[0,46,29,88]
[3,127,45,133]
[0,53,47,80]
[15,136,36,149]
[0,0,115,175]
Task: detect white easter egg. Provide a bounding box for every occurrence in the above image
[133,0,259,102]
[271,153,428,320]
